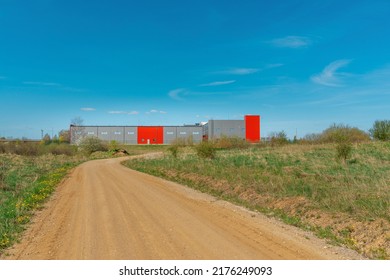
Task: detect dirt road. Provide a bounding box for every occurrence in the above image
[3,156,362,260]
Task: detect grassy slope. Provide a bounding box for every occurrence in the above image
[123,142,390,259]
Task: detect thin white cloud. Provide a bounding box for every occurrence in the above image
[147,109,167,114]
[168,88,187,100]
[80,107,96,111]
[108,111,139,115]
[268,36,311,48]
[23,81,61,86]
[220,68,259,75]
[311,59,352,87]
[265,63,284,69]
[200,80,236,87]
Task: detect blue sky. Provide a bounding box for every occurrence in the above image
[1,0,389,139]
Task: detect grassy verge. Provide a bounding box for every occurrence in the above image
[0,154,79,252]
[123,142,390,259]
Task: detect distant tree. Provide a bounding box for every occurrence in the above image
[52,134,59,144]
[369,120,390,141]
[58,129,70,143]
[269,130,289,146]
[320,123,370,143]
[70,117,85,144]
[42,133,51,144]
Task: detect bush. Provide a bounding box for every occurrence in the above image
[369,120,390,141]
[78,137,108,155]
[167,145,179,158]
[214,136,249,149]
[45,143,76,156]
[336,142,353,162]
[320,123,370,143]
[194,141,216,159]
[269,131,289,146]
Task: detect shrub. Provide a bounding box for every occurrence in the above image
[269,131,289,146]
[194,141,216,159]
[320,124,370,143]
[167,145,179,158]
[369,120,390,141]
[45,143,76,156]
[78,136,108,155]
[215,136,249,149]
[336,142,353,162]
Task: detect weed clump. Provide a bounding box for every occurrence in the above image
[194,141,216,159]
[78,136,108,155]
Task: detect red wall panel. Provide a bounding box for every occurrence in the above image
[137,126,163,144]
[245,115,260,143]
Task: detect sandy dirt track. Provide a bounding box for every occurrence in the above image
[3,156,363,260]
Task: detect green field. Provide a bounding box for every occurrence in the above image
[123,142,390,259]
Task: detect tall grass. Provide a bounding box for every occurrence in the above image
[123,142,390,259]
[0,154,80,252]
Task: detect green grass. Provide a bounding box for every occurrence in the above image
[0,154,80,251]
[123,142,390,259]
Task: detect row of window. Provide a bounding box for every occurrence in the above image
[84,131,201,135]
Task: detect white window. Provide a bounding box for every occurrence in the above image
[229,128,235,133]
[114,131,121,135]
[166,132,174,135]
[88,132,95,135]
[101,131,108,135]
[193,132,200,135]
[179,132,187,135]
[127,132,135,135]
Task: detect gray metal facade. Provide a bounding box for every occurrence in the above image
[163,126,203,144]
[71,125,138,144]
[206,120,245,139]
[70,125,203,144]
[70,119,249,144]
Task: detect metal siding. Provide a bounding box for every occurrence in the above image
[209,120,245,139]
[245,115,260,142]
[176,126,203,143]
[124,127,138,144]
[137,126,163,144]
[163,127,177,144]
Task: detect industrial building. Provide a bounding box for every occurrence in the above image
[70,115,260,144]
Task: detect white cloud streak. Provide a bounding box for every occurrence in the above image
[168,88,187,100]
[268,36,312,48]
[108,111,139,115]
[220,68,259,75]
[147,109,167,114]
[200,80,236,87]
[23,81,61,86]
[311,59,352,87]
[80,107,96,111]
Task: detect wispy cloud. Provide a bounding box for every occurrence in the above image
[108,110,139,115]
[23,81,61,86]
[219,68,259,75]
[147,109,167,114]
[168,88,187,100]
[80,107,96,111]
[268,36,311,48]
[200,80,236,87]
[311,59,352,87]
